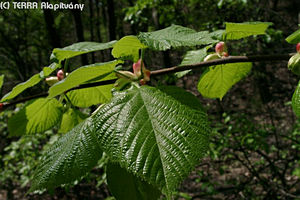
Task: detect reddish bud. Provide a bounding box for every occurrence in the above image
[0,103,3,112]
[215,42,227,54]
[139,79,146,85]
[133,59,142,77]
[297,43,300,54]
[57,70,64,81]
[222,52,229,57]
[143,69,151,82]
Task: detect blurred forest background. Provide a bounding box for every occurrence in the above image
[1,0,300,199]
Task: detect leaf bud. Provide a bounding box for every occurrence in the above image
[288,53,300,76]
[57,69,64,81]
[215,41,227,55]
[45,76,59,86]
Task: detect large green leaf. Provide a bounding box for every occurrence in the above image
[292,81,300,117]
[29,117,102,192]
[0,74,4,91]
[51,41,116,61]
[1,74,42,102]
[107,162,161,200]
[198,63,252,100]
[48,60,122,98]
[286,29,300,44]
[59,108,88,134]
[94,85,211,197]
[138,25,217,51]
[225,22,272,40]
[8,98,63,136]
[112,36,147,62]
[67,84,114,108]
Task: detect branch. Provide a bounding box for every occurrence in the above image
[2,53,293,109]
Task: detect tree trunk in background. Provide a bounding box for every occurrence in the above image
[107,0,116,41]
[71,0,88,65]
[89,0,95,63]
[95,0,104,61]
[43,2,61,48]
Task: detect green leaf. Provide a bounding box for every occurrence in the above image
[292,81,300,117]
[48,60,122,98]
[59,108,88,134]
[94,86,211,197]
[138,24,217,51]
[209,30,225,40]
[29,117,102,192]
[67,84,114,108]
[1,74,42,102]
[175,46,210,78]
[198,63,252,99]
[40,63,61,78]
[225,22,272,40]
[112,36,147,62]
[286,29,300,44]
[8,98,63,136]
[158,86,204,111]
[0,74,4,91]
[107,162,161,200]
[51,41,116,61]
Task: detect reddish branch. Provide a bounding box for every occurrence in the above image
[2,53,293,109]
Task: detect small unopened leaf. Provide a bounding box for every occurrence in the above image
[48,60,122,98]
[8,98,63,136]
[112,36,147,62]
[138,25,217,51]
[225,22,272,40]
[94,85,211,197]
[198,63,252,99]
[29,118,102,192]
[292,81,300,117]
[286,29,300,44]
[107,162,161,200]
[51,41,116,61]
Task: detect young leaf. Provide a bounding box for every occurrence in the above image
[0,74,4,91]
[67,84,114,108]
[286,29,300,44]
[198,63,252,100]
[29,117,102,192]
[112,36,147,62]
[48,60,122,98]
[106,162,161,200]
[59,108,88,134]
[50,41,116,61]
[93,85,211,197]
[138,24,217,51]
[225,22,272,40]
[1,74,42,102]
[8,98,63,136]
[292,81,300,117]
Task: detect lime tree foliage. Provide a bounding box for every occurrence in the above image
[1,22,299,199]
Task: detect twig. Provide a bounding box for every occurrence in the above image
[2,53,294,109]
